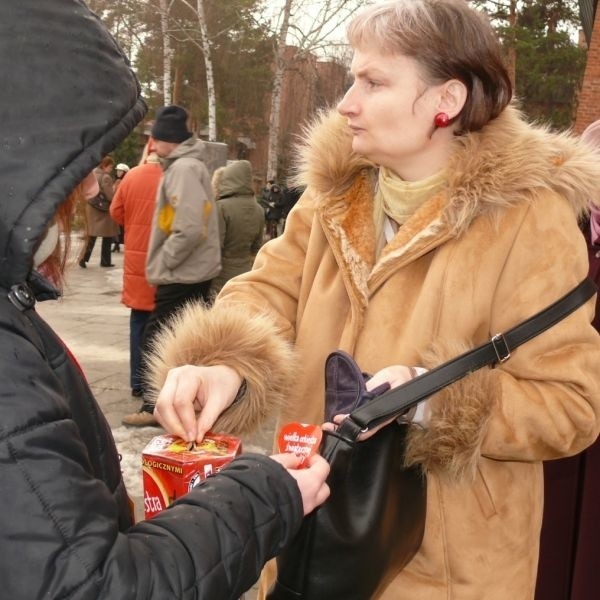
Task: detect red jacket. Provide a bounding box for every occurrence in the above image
[110,158,162,311]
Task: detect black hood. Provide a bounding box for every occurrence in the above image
[0,0,147,289]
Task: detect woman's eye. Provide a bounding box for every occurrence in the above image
[366,79,379,88]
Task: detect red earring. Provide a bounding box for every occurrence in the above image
[434,112,450,128]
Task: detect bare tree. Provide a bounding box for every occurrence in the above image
[159,0,175,105]
[263,0,361,180]
[162,0,218,140]
[266,0,293,181]
[505,0,518,87]
[195,0,217,141]
[87,0,150,65]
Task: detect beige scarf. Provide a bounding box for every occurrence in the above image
[374,166,447,254]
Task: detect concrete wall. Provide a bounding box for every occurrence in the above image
[202,141,228,177]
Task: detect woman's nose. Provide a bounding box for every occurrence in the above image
[337,86,357,117]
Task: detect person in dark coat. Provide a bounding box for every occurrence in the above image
[279,185,303,233]
[264,183,286,239]
[0,2,330,599]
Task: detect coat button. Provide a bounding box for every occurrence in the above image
[8,283,35,310]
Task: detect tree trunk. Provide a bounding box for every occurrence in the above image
[197,0,217,141]
[266,0,294,182]
[159,0,173,105]
[172,65,181,105]
[507,0,518,88]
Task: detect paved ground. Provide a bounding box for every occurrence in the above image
[37,236,273,599]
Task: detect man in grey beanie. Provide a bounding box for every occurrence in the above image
[123,104,221,426]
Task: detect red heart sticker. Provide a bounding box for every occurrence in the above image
[277,422,323,468]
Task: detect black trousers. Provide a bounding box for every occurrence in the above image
[81,236,112,266]
[138,280,211,408]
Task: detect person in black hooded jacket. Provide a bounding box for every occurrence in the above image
[0,2,330,599]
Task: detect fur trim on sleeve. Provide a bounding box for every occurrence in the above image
[403,342,498,483]
[144,301,296,435]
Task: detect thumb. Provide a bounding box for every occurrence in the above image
[270,452,303,469]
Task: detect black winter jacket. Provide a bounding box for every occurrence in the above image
[0,289,302,598]
[0,1,303,598]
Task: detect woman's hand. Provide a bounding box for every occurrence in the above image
[322,365,418,441]
[270,453,331,516]
[153,364,242,443]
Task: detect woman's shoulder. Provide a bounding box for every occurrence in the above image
[444,106,600,235]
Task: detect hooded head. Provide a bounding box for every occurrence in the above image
[0,0,147,290]
[217,160,254,199]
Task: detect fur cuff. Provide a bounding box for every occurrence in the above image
[145,301,296,435]
[403,342,497,483]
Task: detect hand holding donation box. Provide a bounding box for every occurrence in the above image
[142,433,242,519]
[277,422,323,468]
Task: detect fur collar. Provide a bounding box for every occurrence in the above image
[294,105,600,232]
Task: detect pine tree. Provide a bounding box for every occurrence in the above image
[472,0,586,129]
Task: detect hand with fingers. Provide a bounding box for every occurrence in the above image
[153,364,243,443]
[322,364,424,441]
[270,453,331,515]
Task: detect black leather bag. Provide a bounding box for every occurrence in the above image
[266,278,596,600]
[87,189,109,212]
[267,350,426,600]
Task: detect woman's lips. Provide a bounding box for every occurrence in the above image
[349,125,365,134]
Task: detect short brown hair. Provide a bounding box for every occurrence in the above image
[347,0,512,132]
[99,155,114,169]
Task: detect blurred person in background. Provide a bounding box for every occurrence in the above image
[110,142,161,399]
[111,162,130,252]
[114,162,130,193]
[122,104,221,426]
[264,182,286,239]
[79,155,119,267]
[210,160,265,297]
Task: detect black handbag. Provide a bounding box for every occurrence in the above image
[267,278,597,600]
[87,189,109,212]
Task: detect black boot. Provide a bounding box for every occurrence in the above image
[79,236,95,268]
[100,237,114,266]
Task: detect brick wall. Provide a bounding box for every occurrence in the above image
[575,7,600,133]
[248,48,347,180]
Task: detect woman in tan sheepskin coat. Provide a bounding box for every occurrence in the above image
[147,1,600,598]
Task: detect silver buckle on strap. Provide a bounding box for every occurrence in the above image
[491,333,511,363]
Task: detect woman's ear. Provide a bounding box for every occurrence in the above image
[81,171,100,200]
[437,79,468,120]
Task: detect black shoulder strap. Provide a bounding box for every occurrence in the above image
[344,278,597,435]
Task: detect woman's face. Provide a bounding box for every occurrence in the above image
[337,49,444,179]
